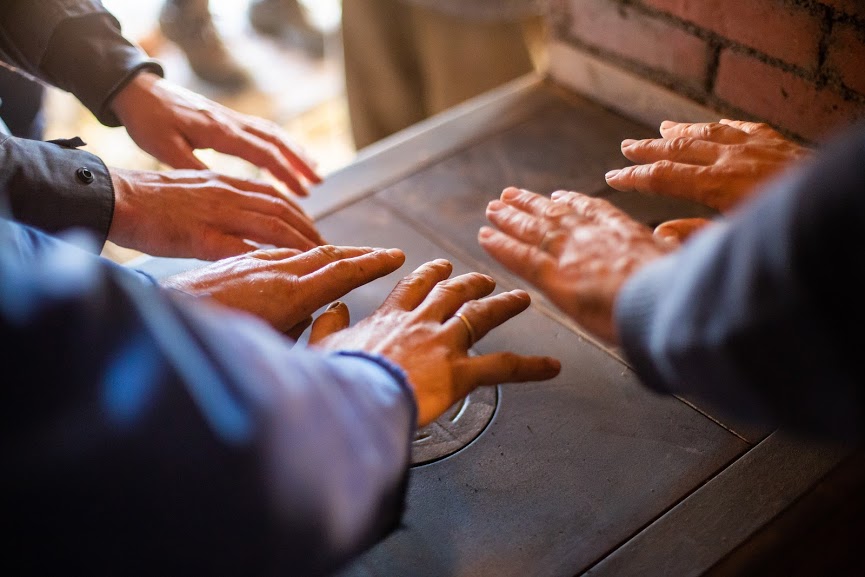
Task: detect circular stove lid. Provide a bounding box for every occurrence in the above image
[410,385,499,466]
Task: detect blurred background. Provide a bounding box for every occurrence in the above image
[42,0,349,263]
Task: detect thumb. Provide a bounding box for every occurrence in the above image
[309,301,351,344]
[653,218,712,245]
[159,134,209,170]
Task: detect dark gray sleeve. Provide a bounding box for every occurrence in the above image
[0,134,114,246]
[0,0,163,126]
[614,125,865,439]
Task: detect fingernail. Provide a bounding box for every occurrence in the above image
[660,120,676,129]
[621,139,637,148]
[487,200,506,212]
[327,301,343,311]
[478,226,495,239]
[501,187,520,201]
[386,248,404,259]
[550,190,566,200]
[605,169,621,180]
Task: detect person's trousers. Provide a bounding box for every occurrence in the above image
[342,0,544,149]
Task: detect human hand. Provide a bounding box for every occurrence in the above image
[108,167,325,260]
[161,246,407,334]
[111,72,321,196]
[308,259,561,426]
[605,119,811,212]
[479,187,673,345]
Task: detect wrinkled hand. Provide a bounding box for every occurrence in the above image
[111,72,321,196]
[108,167,325,260]
[308,259,561,426]
[480,187,673,344]
[161,246,406,335]
[605,119,811,212]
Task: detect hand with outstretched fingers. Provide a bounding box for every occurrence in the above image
[480,187,674,344]
[308,259,561,427]
[162,246,407,336]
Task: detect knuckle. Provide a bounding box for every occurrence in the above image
[666,136,692,154]
[699,123,723,140]
[648,160,674,183]
[315,245,344,260]
[400,273,427,290]
[329,258,356,277]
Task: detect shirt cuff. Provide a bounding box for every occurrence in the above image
[332,350,416,406]
[0,135,114,249]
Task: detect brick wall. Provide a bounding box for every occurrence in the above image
[549,0,865,142]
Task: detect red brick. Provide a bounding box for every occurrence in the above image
[827,22,865,96]
[715,49,863,141]
[642,0,822,70]
[820,0,865,21]
[568,0,710,87]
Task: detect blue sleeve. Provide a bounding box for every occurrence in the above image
[615,125,865,439]
[0,218,416,576]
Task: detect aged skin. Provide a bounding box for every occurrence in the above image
[606,119,811,242]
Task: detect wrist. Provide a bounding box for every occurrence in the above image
[110,71,161,123]
[106,167,136,247]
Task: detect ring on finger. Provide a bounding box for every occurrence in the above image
[455,312,477,348]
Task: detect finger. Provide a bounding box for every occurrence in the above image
[478,226,556,285]
[605,161,712,203]
[719,119,781,138]
[486,200,549,245]
[286,316,313,341]
[547,190,633,227]
[159,134,209,170]
[379,259,454,312]
[218,173,313,215]
[229,190,323,245]
[282,245,381,275]
[445,290,531,347]
[249,248,303,261]
[499,186,555,217]
[211,130,310,197]
[298,249,407,315]
[653,218,712,245]
[659,121,749,144]
[453,353,561,393]
[227,210,319,251]
[309,301,351,344]
[241,120,323,184]
[415,272,497,321]
[620,137,723,166]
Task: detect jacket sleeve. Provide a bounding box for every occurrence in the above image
[0,133,114,246]
[614,125,865,439]
[0,219,416,577]
[0,0,163,126]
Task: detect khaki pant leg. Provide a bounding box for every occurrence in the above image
[342,0,426,149]
[412,8,543,116]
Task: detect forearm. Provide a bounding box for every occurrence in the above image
[615,125,865,438]
[1,220,415,574]
[0,0,163,126]
[0,134,114,246]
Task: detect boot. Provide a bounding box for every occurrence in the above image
[159,0,251,89]
[248,0,325,59]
